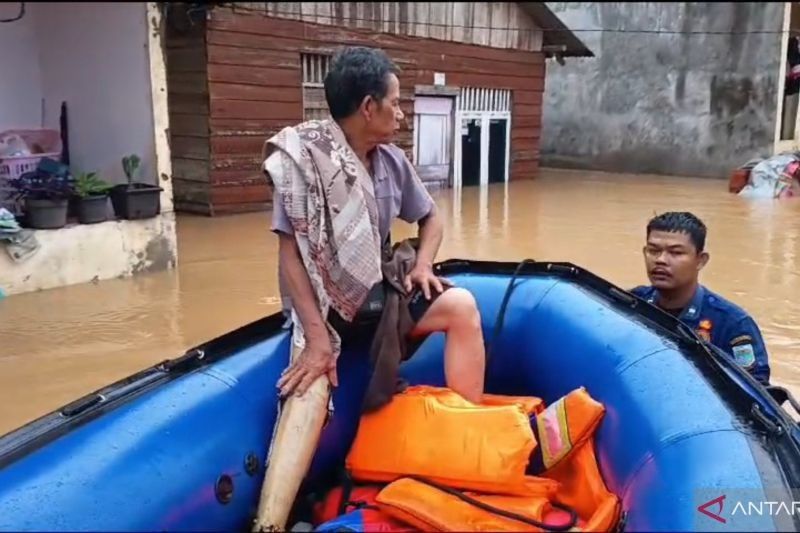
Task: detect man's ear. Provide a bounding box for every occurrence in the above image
[359,95,373,119]
[698,251,710,271]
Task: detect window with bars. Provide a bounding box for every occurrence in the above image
[301,53,331,121]
[458,87,512,114]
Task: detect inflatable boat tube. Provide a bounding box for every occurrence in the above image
[0,259,799,532]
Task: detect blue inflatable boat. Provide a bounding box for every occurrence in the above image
[1,259,799,531]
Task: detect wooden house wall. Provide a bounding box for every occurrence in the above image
[166,14,212,214]
[166,5,544,214]
[168,7,545,214]
[237,2,544,52]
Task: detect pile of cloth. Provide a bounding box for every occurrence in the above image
[733,153,800,199]
[0,207,40,263]
[310,385,621,532]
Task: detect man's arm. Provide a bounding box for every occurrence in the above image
[395,151,447,299]
[267,162,338,397]
[724,315,771,385]
[268,166,328,342]
[414,204,444,272]
[274,233,339,396]
[278,234,329,344]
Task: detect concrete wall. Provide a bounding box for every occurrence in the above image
[0,216,177,295]
[32,2,158,186]
[0,4,43,130]
[541,2,785,178]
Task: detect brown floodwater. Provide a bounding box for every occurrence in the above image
[2,168,800,435]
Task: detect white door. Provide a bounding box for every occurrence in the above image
[453,87,512,189]
[414,97,453,186]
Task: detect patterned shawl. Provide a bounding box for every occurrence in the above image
[263,119,383,355]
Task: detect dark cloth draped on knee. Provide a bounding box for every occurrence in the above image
[363,238,421,413]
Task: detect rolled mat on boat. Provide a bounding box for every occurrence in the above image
[253,344,331,532]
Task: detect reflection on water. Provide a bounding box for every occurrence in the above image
[1,168,800,434]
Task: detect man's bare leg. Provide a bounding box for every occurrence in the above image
[409,287,485,403]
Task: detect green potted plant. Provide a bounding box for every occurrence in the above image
[110,154,163,220]
[8,157,74,230]
[74,171,112,224]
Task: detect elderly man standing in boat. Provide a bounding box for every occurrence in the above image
[253,46,486,531]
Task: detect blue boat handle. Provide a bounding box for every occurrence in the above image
[766,385,800,419]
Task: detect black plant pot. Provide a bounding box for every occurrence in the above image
[25,197,68,229]
[77,194,110,224]
[110,183,163,220]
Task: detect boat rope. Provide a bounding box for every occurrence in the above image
[408,475,579,532]
[335,468,579,532]
[487,259,537,380]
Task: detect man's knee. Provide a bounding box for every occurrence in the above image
[441,287,481,329]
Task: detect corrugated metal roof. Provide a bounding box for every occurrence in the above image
[517,2,594,58]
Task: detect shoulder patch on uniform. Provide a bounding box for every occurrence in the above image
[730,335,753,347]
[732,343,756,369]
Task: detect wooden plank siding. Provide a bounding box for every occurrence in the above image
[252,2,544,52]
[165,7,212,215]
[170,6,544,214]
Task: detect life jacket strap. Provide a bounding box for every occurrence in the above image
[405,475,579,532]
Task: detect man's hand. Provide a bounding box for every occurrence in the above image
[277,336,338,398]
[276,233,338,397]
[404,262,453,300]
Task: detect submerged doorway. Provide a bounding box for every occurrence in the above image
[488,118,508,184]
[461,118,482,187]
[453,87,511,188]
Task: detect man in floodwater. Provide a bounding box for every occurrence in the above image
[631,212,771,384]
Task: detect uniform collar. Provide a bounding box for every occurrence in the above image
[645,285,705,322]
[679,285,705,323]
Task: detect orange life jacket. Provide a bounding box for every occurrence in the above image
[313,484,416,532]
[346,385,544,495]
[375,476,577,532]
[531,387,621,531]
[313,484,382,524]
[545,442,621,532]
[527,386,606,475]
[346,385,621,531]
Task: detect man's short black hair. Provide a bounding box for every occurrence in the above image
[324,46,399,121]
[647,211,707,252]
